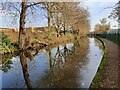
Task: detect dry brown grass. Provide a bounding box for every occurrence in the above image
[1,29,74,44]
[2,30,18,43]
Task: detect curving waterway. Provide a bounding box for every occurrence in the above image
[0,37,103,88]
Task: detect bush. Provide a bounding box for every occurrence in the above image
[2,34,11,47]
[0,32,16,54]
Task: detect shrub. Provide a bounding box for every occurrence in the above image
[0,32,16,54]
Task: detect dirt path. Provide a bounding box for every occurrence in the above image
[98,39,120,88]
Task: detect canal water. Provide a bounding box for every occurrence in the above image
[0,38,103,88]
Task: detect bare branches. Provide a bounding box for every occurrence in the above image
[26,2,43,8]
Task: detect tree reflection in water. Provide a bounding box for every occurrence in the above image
[42,38,89,88]
[20,51,32,88]
[19,46,42,88]
[1,38,90,88]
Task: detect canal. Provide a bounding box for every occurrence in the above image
[0,37,103,88]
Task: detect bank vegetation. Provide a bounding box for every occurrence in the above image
[1,1,90,54]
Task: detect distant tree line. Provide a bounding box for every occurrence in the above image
[94,18,110,33]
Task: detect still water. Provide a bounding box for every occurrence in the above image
[0,38,103,88]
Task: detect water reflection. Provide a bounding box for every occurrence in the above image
[20,51,32,88]
[1,38,103,88]
[19,46,43,88]
[1,53,18,72]
[37,38,89,88]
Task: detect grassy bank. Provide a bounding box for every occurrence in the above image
[90,37,108,88]
[0,30,75,54]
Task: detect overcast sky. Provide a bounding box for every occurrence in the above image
[0,0,118,31]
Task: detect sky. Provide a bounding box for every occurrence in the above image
[84,0,118,31]
[0,0,119,32]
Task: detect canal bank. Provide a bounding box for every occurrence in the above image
[90,37,119,88]
[1,35,75,55]
[90,37,107,88]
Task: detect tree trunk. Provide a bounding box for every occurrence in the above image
[48,12,50,35]
[56,12,60,37]
[19,1,27,49]
[20,51,32,88]
[63,15,66,35]
[48,3,51,37]
[48,47,53,67]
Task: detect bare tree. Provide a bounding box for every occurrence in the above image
[108,1,120,23]
[2,1,43,49]
[48,2,90,37]
[2,1,90,49]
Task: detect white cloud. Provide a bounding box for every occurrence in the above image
[85,0,118,2]
[85,1,118,31]
[1,0,118,2]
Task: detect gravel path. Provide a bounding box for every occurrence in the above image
[98,39,120,88]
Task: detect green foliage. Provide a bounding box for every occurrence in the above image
[94,18,111,33]
[66,33,73,38]
[0,32,16,54]
[97,34,120,44]
[100,18,107,25]
[2,35,11,47]
[48,33,54,41]
[106,23,111,31]
[0,53,19,72]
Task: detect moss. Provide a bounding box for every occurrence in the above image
[90,37,108,88]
